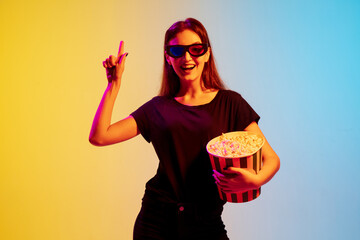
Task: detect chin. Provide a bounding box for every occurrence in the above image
[180,78,198,84]
[180,74,200,82]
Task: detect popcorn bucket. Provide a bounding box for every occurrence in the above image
[206,131,264,203]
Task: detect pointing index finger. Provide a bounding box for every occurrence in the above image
[117,41,124,58]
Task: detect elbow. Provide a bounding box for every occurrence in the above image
[89,136,99,146]
[275,155,281,173]
[89,135,106,146]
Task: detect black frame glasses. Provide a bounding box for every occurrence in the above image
[165,44,209,58]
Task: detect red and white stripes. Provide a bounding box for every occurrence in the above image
[209,149,262,203]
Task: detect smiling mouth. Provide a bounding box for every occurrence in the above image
[181,65,196,71]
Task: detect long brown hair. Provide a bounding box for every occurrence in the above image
[159,18,226,97]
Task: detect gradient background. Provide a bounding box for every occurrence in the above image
[1,0,359,239]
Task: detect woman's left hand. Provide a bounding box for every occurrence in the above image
[212,167,261,193]
[212,122,280,194]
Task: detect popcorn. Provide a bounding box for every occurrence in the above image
[208,132,264,158]
[206,131,265,203]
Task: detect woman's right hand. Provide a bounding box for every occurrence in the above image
[90,40,138,146]
[102,41,128,83]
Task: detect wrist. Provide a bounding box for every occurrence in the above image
[108,79,121,90]
[105,81,121,100]
[256,170,270,188]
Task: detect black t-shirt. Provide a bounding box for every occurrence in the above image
[130,89,260,208]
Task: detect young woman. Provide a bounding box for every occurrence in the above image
[90,18,280,240]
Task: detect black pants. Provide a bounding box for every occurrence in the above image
[133,199,229,240]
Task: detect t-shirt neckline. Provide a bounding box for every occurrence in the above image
[172,89,222,108]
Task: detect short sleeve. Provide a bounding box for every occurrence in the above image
[226,90,260,131]
[130,97,158,143]
[237,94,260,130]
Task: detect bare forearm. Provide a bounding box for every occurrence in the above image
[257,155,280,187]
[215,154,280,193]
[243,122,280,187]
[89,81,121,142]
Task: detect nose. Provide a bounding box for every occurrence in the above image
[184,51,192,61]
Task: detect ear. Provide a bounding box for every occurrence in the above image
[165,52,172,65]
[204,47,211,63]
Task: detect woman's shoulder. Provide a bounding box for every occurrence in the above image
[138,95,172,109]
[218,89,244,99]
[143,95,170,103]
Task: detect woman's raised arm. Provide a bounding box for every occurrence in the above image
[89,41,140,146]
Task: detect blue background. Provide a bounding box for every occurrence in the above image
[199,1,360,239]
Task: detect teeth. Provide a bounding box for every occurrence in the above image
[181,65,195,70]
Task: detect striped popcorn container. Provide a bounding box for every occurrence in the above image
[206,131,264,203]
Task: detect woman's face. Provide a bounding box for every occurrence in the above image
[165,29,210,84]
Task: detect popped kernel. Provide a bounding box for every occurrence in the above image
[208,132,264,157]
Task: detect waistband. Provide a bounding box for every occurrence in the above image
[141,195,225,218]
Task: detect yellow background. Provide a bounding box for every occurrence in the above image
[0,0,187,239]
